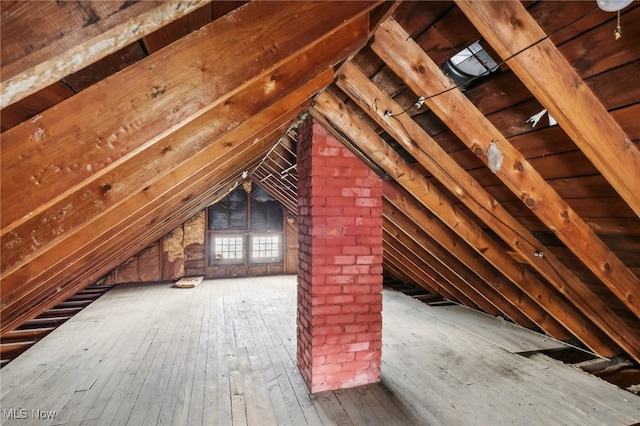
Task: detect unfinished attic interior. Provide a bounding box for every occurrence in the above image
[2,0,640,423]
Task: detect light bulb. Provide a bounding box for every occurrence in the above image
[596,0,633,12]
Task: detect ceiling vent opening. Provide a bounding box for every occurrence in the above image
[440,40,499,89]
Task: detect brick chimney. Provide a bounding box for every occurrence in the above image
[296,116,383,393]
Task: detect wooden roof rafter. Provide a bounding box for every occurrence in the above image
[456,1,640,217]
[313,90,624,355]
[334,59,640,363]
[371,18,640,324]
[382,199,536,328]
[382,181,558,333]
[383,210,501,316]
[1,1,379,334]
[381,238,456,301]
[0,0,215,108]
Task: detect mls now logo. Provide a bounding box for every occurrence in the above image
[3,408,57,420]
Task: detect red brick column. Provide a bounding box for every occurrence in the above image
[296,116,383,393]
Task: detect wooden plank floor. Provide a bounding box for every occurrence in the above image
[2,275,639,425]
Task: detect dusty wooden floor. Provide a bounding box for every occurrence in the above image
[2,275,639,425]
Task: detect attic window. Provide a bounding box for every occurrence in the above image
[440,41,499,88]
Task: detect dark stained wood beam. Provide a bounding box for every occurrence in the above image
[313,90,621,356]
[455,0,640,218]
[0,1,214,108]
[371,18,640,322]
[335,60,640,363]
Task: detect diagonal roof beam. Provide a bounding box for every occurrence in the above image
[335,61,640,363]
[383,197,536,328]
[455,0,640,218]
[382,237,456,301]
[371,18,640,321]
[313,90,621,355]
[383,217,485,311]
[0,1,214,108]
[382,181,551,332]
[384,204,503,318]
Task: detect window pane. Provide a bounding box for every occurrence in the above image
[214,236,244,260]
[251,234,281,261]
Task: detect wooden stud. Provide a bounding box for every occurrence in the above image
[455,0,640,218]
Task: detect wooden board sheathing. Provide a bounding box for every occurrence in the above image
[2,276,640,426]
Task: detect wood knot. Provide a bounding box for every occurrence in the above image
[516,162,524,172]
[473,146,484,156]
[525,197,536,207]
[603,262,611,271]
[418,64,426,74]
[151,85,167,99]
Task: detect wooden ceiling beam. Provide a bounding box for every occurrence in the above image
[383,201,538,327]
[371,18,640,322]
[0,1,214,108]
[1,100,305,335]
[383,260,417,289]
[383,224,478,308]
[1,50,323,330]
[313,90,622,355]
[454,0,640,218]
[336,60,640,363]
[383,182,546,332]
[381,238,452,300]
[383,213,499,316]
[1,1,374,234]
[1,38,341,273]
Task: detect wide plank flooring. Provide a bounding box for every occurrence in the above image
[2,275,639,425]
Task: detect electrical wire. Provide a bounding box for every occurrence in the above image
[375,6,607,270]
[382,5,601,118]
